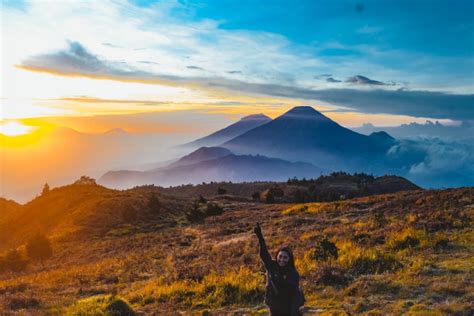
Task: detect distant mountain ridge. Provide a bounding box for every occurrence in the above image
[181,113,271,148]
[99,148,323,189]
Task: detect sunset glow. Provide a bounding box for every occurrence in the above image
[0,121,35,136]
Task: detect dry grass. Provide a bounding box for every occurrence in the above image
[0,187,472,314]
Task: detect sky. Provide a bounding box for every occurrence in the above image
[1,0,473,202]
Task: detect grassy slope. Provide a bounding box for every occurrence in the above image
[0,184,190,250]
[0,188,472,315]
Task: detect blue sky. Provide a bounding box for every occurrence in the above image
[1,0,474,201]
[2,0,473,122]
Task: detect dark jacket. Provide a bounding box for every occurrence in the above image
[256,231,303,316]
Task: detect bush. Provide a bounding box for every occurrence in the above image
[315,263,350,286]
[217,187,227,195]
[7,297,40,310]
[147,192,161,214]
[198,195,207,204]
[252,191,260,201]
[309,235,338,261]
[0,249,28,273]
[372,209,388,227]
[392,236,420,250]
[121,208,137,222]
[66,295,135,315]
[348,252,402,276]
[185,202,223,222]
[26,234,53,261]
[204,202,223,216]
[265,191,275,203]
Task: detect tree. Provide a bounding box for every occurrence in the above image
[41,183,50,196]
[148,192,161,214]
[74,176,97,185]
[26,234,53,261]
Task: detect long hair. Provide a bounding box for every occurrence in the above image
[275,246,296,270]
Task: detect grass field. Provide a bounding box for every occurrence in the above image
[0,186,472,315]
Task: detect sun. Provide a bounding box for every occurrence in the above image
[0,121,35,136]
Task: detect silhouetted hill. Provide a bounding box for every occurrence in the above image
[159,172,420,202]
[181,114,271,148]
[223,106,395,171]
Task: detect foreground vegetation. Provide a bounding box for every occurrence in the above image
[0,184,472,314]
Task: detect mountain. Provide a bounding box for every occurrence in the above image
[168,146,233,168]
[99,148,323,189]
[222,106,395,172]
[181,114,271,148]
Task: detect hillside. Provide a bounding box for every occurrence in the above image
[0,179,191,250]
[0,187,472,315]
[0,198,22,225]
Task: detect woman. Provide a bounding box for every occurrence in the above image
[254,222,304,316]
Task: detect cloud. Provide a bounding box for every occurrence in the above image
[206,80,474,121]
[18,41,186,86]
[354,120,474,140]
[345,75,393,86]
[186,65,204,70]
[19,41,474,121]
[398,138,474,188]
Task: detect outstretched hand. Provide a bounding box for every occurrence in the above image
[253,222,262,237]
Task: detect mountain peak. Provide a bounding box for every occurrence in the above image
[280,106,329,121]
[240,113,270,122]
[285,106,323,116]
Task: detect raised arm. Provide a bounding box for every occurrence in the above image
[254,222,273,269]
